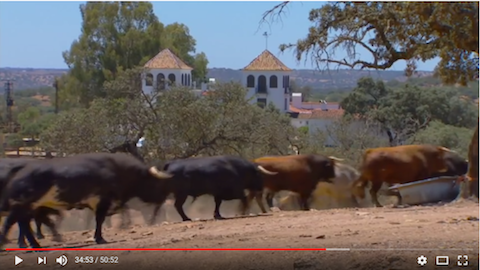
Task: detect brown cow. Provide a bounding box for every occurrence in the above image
[466,122,479,198]
[351,144,452,207]
[275,162,362,210]
[252,154,342,211]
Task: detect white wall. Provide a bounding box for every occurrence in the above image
[291,118,309,129]
[242,70,290,113]
[291,93,339,110]
[142,68,193,95]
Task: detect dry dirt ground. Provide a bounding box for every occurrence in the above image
[0,197,478,270]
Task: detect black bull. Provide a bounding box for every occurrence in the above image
[0,158,63,247]
[0,152,173,248]
[428,150,468,178]
[148,155,277,223]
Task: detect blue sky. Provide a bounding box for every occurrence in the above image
[0,1,439,71]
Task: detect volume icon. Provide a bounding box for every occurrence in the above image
[55,255,68,267]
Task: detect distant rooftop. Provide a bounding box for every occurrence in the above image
[144,48,193,70]
[242,50,291,72]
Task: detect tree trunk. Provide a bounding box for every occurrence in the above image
[456,122,478,200]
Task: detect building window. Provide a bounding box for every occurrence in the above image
[282,75,290,88]
[257,98,267,108]
[168,74,176,86]
[284,98,288,111]
[181,74,185,86]
[187,74,191,86]
[146,73,153,86]
[247,75,255,88]
[270,75,278,88]
[258,75,267,93]
[157,73,166,90]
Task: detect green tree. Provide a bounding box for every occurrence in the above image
[290,80,313,101]
[298,126,309,135]
[42,69,297,161]
[341,77,478,145]
[263,2,478,85]
[17,107,42,139]
[6,133,24,149]
[62,2,208,106]
[191,52,209,84]
[410,121,475,158]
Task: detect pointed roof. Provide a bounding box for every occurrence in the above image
[242,50,291,71]
[144,48,193,70]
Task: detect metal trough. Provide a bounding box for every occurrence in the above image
[388,176,461,205]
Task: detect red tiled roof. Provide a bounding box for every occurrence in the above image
[310,109,344,119]
[243,50,291,71]
[301,101,339,106]
[144,48,193,70]
[289,105,312,113]
[293,109,344,119]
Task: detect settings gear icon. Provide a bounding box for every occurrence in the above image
[417,255,428,266]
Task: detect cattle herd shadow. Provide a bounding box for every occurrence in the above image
[1,189,463,244]
[3,195,271,238]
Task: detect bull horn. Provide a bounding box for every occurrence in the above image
[257,165,278,175]
[329,156,344,161]
[149,166,173,179]
[439,146,456,153]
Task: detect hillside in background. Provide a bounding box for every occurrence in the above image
[207,68,434,91]
[0,67,433,92]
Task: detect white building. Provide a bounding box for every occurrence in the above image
[289,92,388,147]
[142,48,194,95]
[241,50,291,113]
[290,93,344,146]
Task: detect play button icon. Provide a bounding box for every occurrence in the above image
[15,256,23,266]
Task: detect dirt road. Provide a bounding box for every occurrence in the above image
[0,199,478,270]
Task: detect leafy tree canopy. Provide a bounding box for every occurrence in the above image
[410,121,475,158]
[341,77,478,145]
[263,2,479,86]
[41,68,298,160]
[62,2,209,106]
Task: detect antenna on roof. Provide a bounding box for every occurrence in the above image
[263,32,270,50]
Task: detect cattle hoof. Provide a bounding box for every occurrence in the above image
[36,234,45,240]
[52,234,63,242]
[95,238,108,245]
[214,215,225,220]
[18,243,28,249]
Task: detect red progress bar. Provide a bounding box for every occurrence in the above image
[5,248,328,251]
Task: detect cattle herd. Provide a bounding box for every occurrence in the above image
[0,142,477,250]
